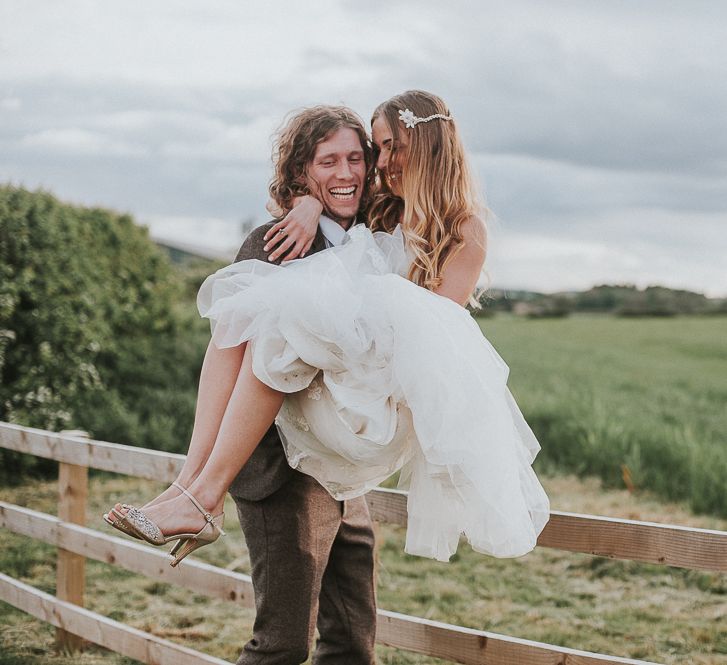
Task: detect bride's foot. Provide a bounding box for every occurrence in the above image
[124,490,224,542]
[105,479,197,541]
[110,478,192,516]
[140,481,187,510]
[114,486,226,566]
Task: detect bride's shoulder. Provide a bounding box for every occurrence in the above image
[458,215,487,262]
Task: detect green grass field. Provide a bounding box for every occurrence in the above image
[1,313,726,664]
[477,314,727,517]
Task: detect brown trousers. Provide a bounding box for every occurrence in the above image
[233,472,377,665]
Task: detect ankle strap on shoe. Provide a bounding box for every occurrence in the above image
[173,482,226,536]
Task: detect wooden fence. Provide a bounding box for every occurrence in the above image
[1,421,725,665]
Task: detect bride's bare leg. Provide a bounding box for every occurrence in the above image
[114,339,245,512]
[130,347,284,536]
[160,339,246,493]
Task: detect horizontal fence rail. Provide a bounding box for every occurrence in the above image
[0,502,662,665]
[3,422,726,572]
[367,491,727,572]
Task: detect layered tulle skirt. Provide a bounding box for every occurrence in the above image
[198,225,549,561]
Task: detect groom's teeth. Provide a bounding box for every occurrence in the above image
[330,186,356,200]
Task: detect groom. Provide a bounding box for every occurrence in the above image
[230,106,377,665]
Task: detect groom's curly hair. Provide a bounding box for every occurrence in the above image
[269,105,374,217]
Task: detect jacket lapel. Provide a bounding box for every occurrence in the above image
[309,228,327,255]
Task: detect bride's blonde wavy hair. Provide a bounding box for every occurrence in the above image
[368,90,485,292]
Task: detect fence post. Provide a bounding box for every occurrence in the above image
[55,430,89,652]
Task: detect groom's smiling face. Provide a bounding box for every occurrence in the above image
[305,127,366,225]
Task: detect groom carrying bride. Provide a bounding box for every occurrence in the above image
[229,105,377,665]
[107,90,548,665]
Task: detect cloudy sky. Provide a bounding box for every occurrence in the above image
[1,1,726,295]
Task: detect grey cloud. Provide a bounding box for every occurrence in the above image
[1,0,726,295]
[0,77,278,219]
[407,55,727,179]
[0,149,269,220]
[474,153,727,233]
[350,2,727,179]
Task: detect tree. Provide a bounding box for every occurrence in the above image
[0,185,209,479]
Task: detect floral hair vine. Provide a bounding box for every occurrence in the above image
[398,108,454,129]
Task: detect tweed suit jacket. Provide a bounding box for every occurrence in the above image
[227,221,328,501]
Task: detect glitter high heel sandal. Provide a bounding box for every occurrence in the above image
[102,480,188,541]
[121,483,225,567]
[103,507,142,540]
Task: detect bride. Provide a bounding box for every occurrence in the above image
[106,90,550,564]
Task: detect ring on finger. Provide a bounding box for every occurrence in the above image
[277,228,287,237]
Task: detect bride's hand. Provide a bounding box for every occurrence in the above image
[264,195,324,261]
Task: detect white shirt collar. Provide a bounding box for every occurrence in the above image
[319,215,351,248]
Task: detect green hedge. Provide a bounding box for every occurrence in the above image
[0,185,215,480]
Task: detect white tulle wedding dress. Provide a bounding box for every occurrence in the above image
[197,225,550,561]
